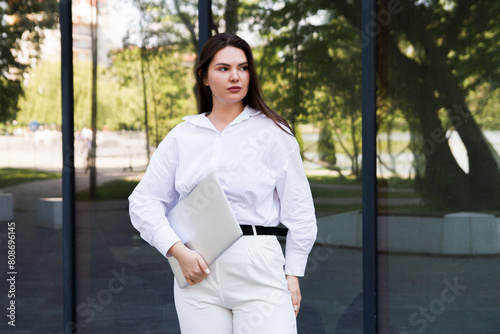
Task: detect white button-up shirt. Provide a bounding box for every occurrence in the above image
[128,106,317,276]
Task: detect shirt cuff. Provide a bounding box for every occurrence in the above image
[151,224,182,258]
[284,250,309,277]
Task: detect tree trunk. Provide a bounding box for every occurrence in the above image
[393,4,500,210]
[428,50,500,209]
[389,45,471,210]
[147,59,160,147]
[334,0,500,210]
[140,46,151,163]
[89,0,98,200]
[225,0,239,33]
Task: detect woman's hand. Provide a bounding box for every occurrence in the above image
[286,275,301,317]
[168,242,210,285]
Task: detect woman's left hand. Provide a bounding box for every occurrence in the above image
[286,275,301,317]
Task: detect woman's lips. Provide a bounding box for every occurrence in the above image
[228,86,241,92]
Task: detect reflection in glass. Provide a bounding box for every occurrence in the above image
[377,1,500,333]
[0,0,369,332]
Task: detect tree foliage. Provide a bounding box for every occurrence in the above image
[0,0,58,122]
[381,1,500,210]
[124,0,242,61]
[17,60,142,131]
[318,120,336,167]
[244,0,500,209]
[245,0,362,175]
[7,0,500,212]
[109,45,195,143]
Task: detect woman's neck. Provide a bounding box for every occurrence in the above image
[207,102,245,132]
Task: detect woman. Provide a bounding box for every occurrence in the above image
[129,32,317,333]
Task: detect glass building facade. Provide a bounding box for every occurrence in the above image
[0,1,499,333]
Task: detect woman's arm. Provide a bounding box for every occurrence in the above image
[274,138,318,277]
[129,134,182,259]
[274,135,317,316]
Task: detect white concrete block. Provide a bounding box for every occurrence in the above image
[316,211,499,256]
[442,212,498,255]
[317,210,361,248]
[37,197,62,229]
[497,218,500,252]
[378,216,390,252]
[387,216,443,254]
[356,212,363,248]
[0,193,14,221]
[470,214,499,254]
[442,213,472,255]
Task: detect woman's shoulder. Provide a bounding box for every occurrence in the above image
[181,112,206,125]
[246,106,290,132]
[165,113,207,136]
[245,108,297,150]
[155,114,199,146]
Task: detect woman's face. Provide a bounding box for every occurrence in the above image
[204,46,250,109]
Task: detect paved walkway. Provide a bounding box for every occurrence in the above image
[3,169,142,212]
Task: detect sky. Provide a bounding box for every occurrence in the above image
[104,0,260,49]
[105,0,140,47]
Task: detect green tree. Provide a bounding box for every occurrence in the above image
[377,1,500,210]
[17,61,61,126]
[109,45,195,145]
[318,120,337,166]
[116,0,244,149]
[18,60,140,131]
[0,0,58,122]
[249,0,500,210]
[249,0,315,132]
[246,1,362,176]
[144,47,193,145]
[124,0,243,62]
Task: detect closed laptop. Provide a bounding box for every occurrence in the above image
[166,173,242,288]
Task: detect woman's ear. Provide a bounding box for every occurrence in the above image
[199,70,208,86]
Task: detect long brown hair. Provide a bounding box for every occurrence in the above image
[195,33,293,135]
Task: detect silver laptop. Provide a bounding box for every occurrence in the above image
[166,173,242,288]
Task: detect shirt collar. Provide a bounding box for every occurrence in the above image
[182,106,261,130]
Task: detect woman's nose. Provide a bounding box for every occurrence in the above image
[229,69,239,82]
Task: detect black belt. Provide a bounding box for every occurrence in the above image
[240,225,288,237]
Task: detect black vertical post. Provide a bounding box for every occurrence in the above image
[362,0,378,333]
[60,0,76,331]
[198,0,212,55]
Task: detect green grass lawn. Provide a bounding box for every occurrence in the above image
[313,203,362,216]
[310,186,421,199]
[307,174,360,186]
[310,187,362,198]
[0,168,61,188]
[75,174,419,203]
[307,174,415,189]
[76,179,140,201]
[307,174,423,215]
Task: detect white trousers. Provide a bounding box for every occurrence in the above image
[174,235,297,334]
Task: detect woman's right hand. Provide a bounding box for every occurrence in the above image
[168,242,210,285]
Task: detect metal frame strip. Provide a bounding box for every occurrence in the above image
[361,0,379,333]
[60,0,76,331]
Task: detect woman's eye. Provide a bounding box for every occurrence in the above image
[240,66,248,71]
[218,67,227,72]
